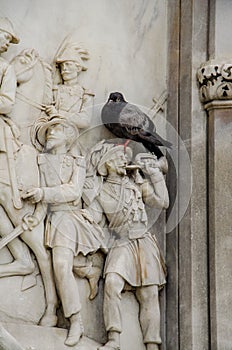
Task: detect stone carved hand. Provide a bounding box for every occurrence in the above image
[22,214,39,231]
[22,188,44,203]
[45,105,58,117]
[135,155,159,176]
[135,154,168,175]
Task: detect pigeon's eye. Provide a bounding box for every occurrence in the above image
[116,98,120,102]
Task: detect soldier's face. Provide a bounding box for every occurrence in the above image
[45,124,67,151]
[0,31,12,53]
[60,61,81,81]
[107,151,128,175]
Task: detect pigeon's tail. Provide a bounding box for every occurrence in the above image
[137,129,172,157]
[138,129,171,148]
[141,140,165,159]
[147,130,172,149]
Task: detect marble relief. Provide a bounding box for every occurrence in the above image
[0,16,169,350]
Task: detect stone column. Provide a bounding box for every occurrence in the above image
[197,60,232,350]
[166,1,209,349]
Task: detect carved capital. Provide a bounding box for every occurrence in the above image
[197,60,232,104]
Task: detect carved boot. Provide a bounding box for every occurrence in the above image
[64,312,84,347]
[39,304,58,327]
[98,331,120,350]
[146,343,160,350]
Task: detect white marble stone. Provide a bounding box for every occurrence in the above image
[0,0,167,123]
[0,2,168,349]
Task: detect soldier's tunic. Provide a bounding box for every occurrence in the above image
[38,153,105,318]
[53,83,94,130]
[38,153,105,256]
[98,176,166,288]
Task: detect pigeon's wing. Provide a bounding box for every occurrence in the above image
[140,129,172,148]
[119,104,152,131]
[101,102,126,138]
[120,104,172,148]
[102,101,126,124]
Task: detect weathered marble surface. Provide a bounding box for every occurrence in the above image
[0,0,167,112]
[3,322,101,350]
[0,2,169,350]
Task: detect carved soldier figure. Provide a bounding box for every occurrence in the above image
[0,17,19,115]
[0,18,58,328]
[23,117,105,347]
[85,142,169,350]
[0,17,21,206]
[46,42,94,133]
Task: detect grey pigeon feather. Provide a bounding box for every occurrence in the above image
[101,92,172,158]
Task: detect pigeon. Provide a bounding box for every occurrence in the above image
[101,92,172,158]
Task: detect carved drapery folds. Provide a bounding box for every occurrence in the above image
[197,60,232,104]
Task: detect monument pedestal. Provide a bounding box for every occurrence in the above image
[3,323,101,350]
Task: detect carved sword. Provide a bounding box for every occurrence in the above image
[4,126,23,209]
[148,90,168,121]
[0,223,28,251]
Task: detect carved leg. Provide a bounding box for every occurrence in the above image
[53,247,82,346]
[65,312,84,347]
[74,252,104,300]
[0,206,35,276]
[86,252,104,300]
[74,264,101,300]
[135,285,162,347]
[98,331,120,350]
[21,223,58,327]
[98,273,124,350]
[86,266,102,300]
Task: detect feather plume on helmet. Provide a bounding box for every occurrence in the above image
[83,140,132,205]
[52,35,90,84]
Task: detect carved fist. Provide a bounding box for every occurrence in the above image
[22,188,44,203]
[45,105,58,116]
[134,153,168,175]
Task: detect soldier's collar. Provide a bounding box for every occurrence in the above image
[106,175,129,185]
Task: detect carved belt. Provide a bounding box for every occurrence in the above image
[49,203,79,212]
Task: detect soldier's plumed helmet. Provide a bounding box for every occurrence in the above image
[37,116,78,151]
[97,143,132,176]
[56,46,88,71]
